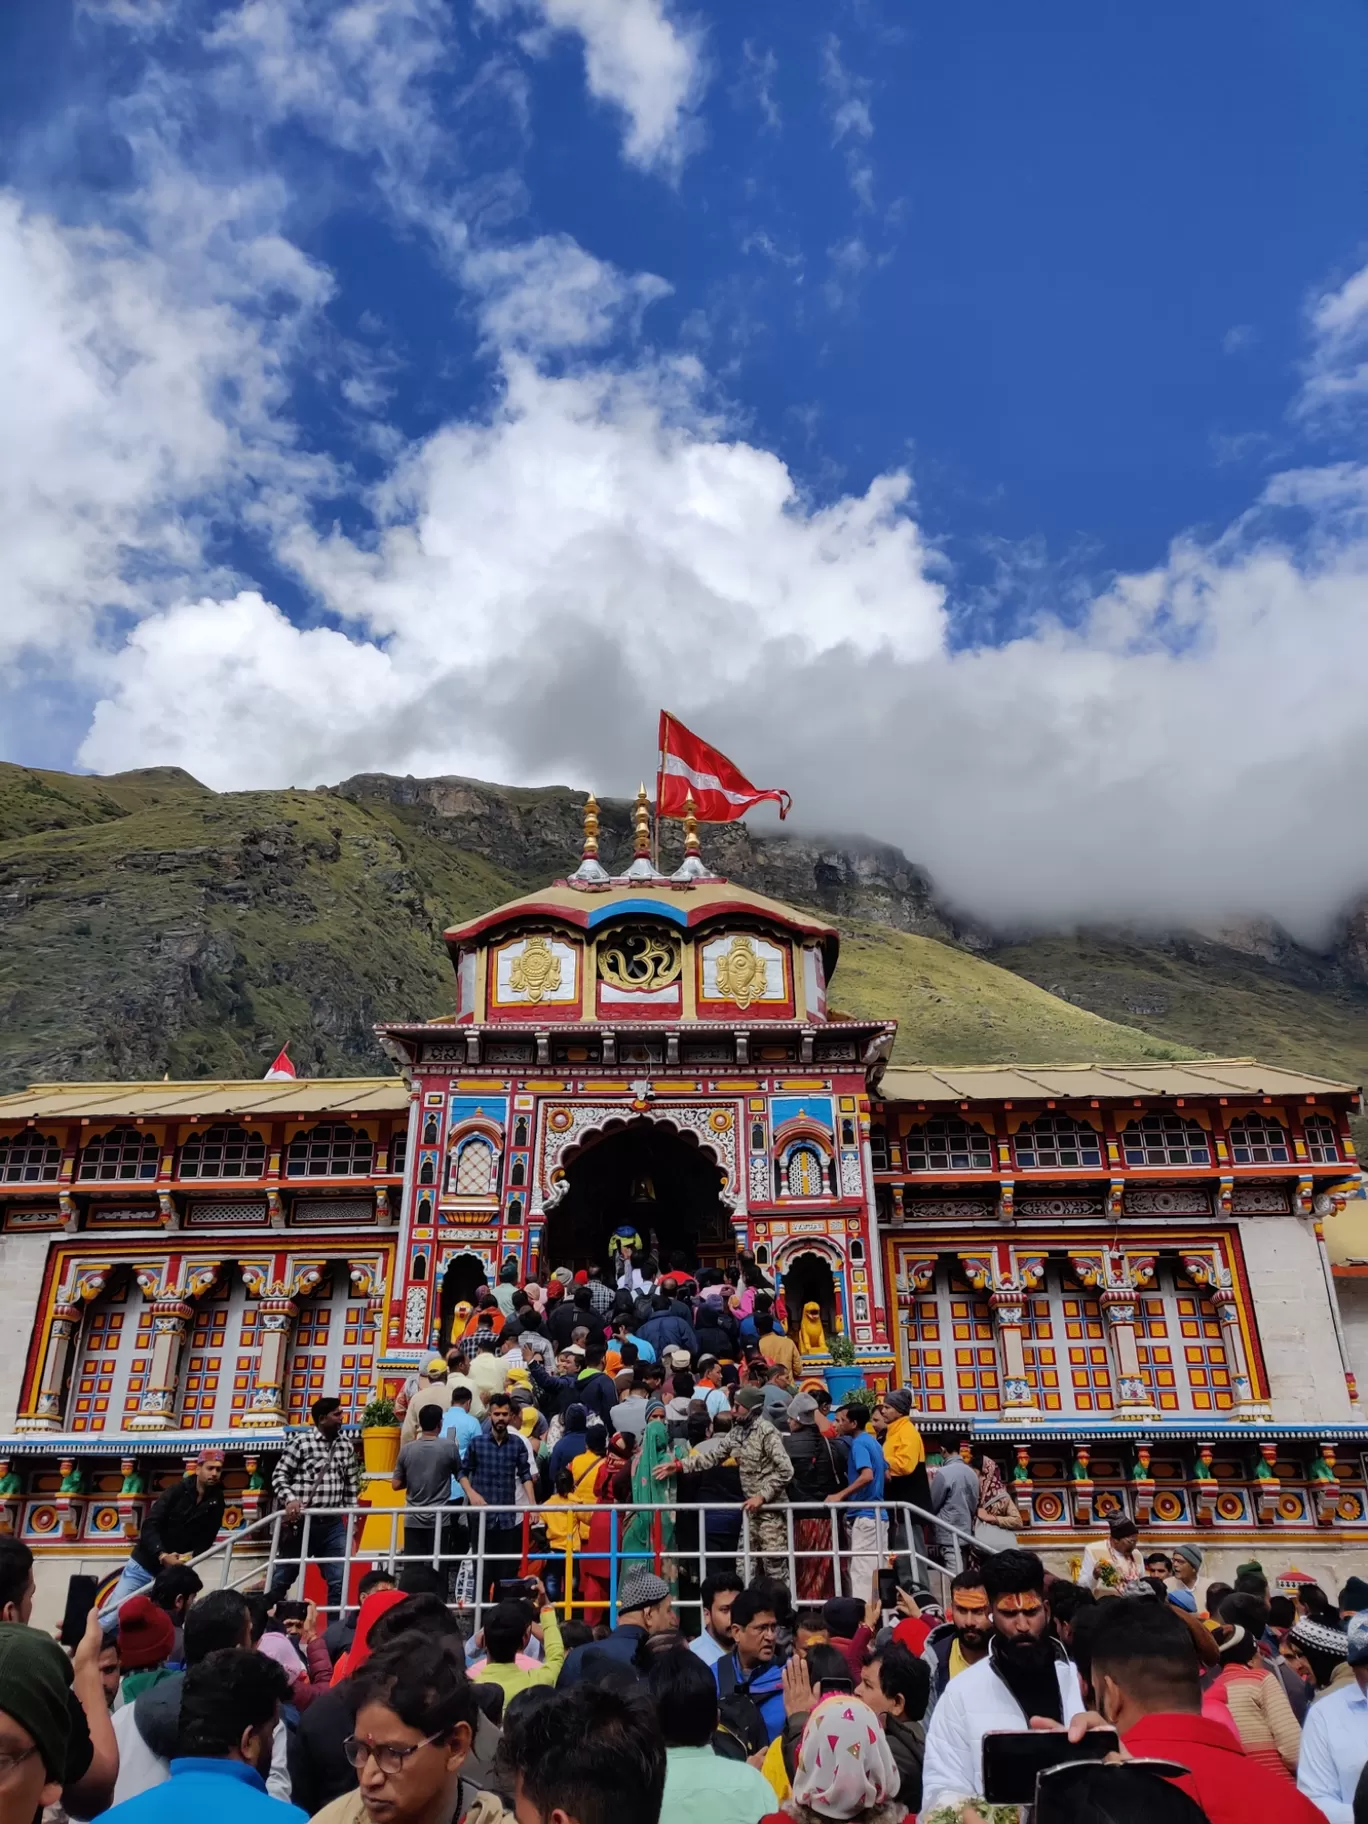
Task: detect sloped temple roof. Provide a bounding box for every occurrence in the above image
[877,1058,1362,1104]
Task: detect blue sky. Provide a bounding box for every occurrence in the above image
[2,1,1367,933]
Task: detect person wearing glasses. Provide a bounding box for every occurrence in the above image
[312,1634,513,1824]
[919,1549,1085,1817]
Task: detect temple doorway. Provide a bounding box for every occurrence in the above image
[782,1252,838,1343]
[438,1255,489,1348]
[543,1120,735,1275]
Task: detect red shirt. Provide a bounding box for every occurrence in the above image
[1123,1712,1327,1824]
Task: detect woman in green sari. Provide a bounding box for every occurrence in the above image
[623,1416,688,1583]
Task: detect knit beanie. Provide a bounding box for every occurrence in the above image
[0,1624,71,1779]
[117,1593,175,1669]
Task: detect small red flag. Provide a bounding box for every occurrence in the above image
[263,1046,297,1081]
[656,711,791,823]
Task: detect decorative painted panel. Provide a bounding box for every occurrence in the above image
[489,935,581,1009]
[285,1270,374,1423]
[179,1273,261,1430]
[68,1275,152,1433]
[698,933,790,1010]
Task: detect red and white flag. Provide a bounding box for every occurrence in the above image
[263,1046,297,1081]
[657,711,791,822]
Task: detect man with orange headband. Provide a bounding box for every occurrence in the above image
[920,1548,1085,1815]
[921,1569,992,1713]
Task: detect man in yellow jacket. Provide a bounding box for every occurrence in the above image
[877,1389,933,1576]
[470,1577,565,1698]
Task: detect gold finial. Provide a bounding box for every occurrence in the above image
[633,782,651,857]
[582,793,600,859]
[683,792,700,857]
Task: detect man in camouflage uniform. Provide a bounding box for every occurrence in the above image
[655,1384,794,1579]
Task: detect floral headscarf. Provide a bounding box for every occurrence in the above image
[791,1696,900,1820]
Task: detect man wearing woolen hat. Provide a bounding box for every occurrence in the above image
[0,1622,73,1820]
[1165,1543,1203,1613]
[1297,1607,1368,1821]
[115,1594,177,1706]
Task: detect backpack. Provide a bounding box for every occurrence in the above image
[712,1654,771,1760]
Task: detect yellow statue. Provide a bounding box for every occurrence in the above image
[797,1301,828,1355]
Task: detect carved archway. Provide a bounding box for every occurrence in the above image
[543,1117,735,1274]
[537,1103,738,1214]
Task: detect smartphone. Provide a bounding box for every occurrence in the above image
[60,1573,100,1646]
[981,1728,1120,1803]
[494,1577,537,1601]
[876,1568,899,1610]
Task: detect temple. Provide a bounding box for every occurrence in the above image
[2,789,1367,1602]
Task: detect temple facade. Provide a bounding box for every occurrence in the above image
[1,792,1367,1598]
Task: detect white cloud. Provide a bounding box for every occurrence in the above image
[1301,258,1368,414]
[821,34,874,209]
[481,0,705,173]
[463,235,671,352]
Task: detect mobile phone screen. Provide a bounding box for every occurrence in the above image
[981,1728,1120,1803]
[877,1568,898,1609]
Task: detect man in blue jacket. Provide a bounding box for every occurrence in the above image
[557,1570,677,1686]
[713,1587,785,1745]
[102,1647,304,1823]
[639,1296,698,1361]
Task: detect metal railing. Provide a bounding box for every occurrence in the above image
[182,1495,996,1631]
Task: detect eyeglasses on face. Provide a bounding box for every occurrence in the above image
[0,1744,37,1780]
[343,1729,448,1774]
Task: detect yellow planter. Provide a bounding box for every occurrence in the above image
[362,1425,401,1476]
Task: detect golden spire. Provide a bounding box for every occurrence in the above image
[682,792,700,857]
[633,782,651,857]
[582,793,600,860]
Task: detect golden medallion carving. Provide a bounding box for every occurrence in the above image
[598,927,682,993]
[712,933,768,1009]
[507,934,563,1003]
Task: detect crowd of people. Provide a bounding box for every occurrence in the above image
[3,1253,1367,1822]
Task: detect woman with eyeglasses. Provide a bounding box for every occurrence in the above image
[311,1635,514,1824]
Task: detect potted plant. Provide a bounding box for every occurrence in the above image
[360,1392,400,1476]
[823,1332,866,1405]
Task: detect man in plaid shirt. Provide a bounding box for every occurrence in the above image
[459,1390,536,1601]
[269,1395,360,1613]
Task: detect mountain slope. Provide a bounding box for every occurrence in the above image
[0,761,1183,1089]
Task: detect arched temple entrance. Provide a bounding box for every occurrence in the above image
[782,1251,839,1344]
[543,1120,735,1274]
[438,1255,490,1347]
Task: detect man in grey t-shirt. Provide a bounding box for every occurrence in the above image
[393,1400,467,1584]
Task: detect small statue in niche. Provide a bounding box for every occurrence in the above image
[119,1462,146,1496]
[59,1462,82,1495]
[1309,1451,1337,1484]
[0,1463,20,1497]
[797,1301,828,1355]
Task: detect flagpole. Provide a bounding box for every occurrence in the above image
[652,727,663,871]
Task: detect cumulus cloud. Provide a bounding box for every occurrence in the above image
[1301,256,1368,415]
[463,235,671,352]
[480,0,705,173]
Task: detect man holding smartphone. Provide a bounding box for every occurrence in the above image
[920,1548,1085,1815]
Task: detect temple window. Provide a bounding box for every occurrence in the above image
[903,1117,994,1173]
[418,1158,435,1186]
[422,1115,440,1146]
[178,1124,266,1180]
[869,1129,889,1171]
[785,1145,826,1197]
[450,1136,498,1197]
[0,1127,61,1182]
[514,1116,529,1149]
[1013,1114,1103,1171]
[77,1127,159,1181]
[285,1123,374,1178]
[1119,1114,1210,1167]
[1227,1115,1291,1165]
[510,1157,526,1187]
[1303,1114,1341,1164]
[391,1128,407,1176]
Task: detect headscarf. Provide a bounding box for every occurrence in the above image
[977,1452,1010,1514]
[330,1588,408,1685]
[523,1281,545,1313]
[790,1695,900,1820]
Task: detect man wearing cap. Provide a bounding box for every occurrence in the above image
[557,1568,677,1686]
[1297,1610,1368,1821]
[398,1358,454,1445]
[115,1594,177,1706]
[1166,1544,1203,1614]
[655,1385,795,1578]
[0,1622,73,1821]
[100,1452,226,1635]
[877,1389,931,1580]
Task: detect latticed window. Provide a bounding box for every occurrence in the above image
[785,1146,826,1197]
[903,1117,994,1172]
[0,1128,61,1182]
[391,1128,407,1176]
[869,1129,889,1171]
[1013,1114,1103,1170]
[285,1123,374,1177]
[451,1137,497,1197]
[1303,1114,1340,1164]
[1120,1114,1210,1167]
[78,1127,159,1181]
[1227,1115,1290,1165]
[179,1125,266,1180]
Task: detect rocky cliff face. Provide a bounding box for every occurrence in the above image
[1,760,1365,1096]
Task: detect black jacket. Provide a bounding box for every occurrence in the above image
[783,1426,843,1503]
[132,1479,226,1572]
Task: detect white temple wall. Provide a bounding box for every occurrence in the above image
[1237,1215,1353,1421]
[1334,1278,1368,1407]
[0,1233,51,1431]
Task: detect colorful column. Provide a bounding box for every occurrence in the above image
[241,1297,298,1427]
[127,1297,193,1429]
[1210,1282,1272,1420]
[1099,1288,1162,1420]
[15,1302,81,1432]
[989,1287,1042,1420]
